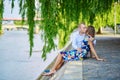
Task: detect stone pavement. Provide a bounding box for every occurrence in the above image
[37,34,120,80]
[83,35,120,80]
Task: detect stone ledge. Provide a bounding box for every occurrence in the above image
[36,41,73,80]
[58,61,82,80]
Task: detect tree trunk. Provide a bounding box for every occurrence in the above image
[97,27,102,34]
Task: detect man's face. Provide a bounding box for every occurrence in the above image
[78,24,87,33]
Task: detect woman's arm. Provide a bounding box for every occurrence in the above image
[88,40,104,61]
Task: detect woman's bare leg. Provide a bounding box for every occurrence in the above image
[42,53,64,76]
[51,53,63,71]
[55,60,64,70]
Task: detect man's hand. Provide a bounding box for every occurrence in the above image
[77,48,82,53]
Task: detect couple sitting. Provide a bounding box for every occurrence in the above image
[43,23,104,76]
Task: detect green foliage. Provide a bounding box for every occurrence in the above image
[26,0,35,56]
[39,0,117,60]
[116,3,120,24]
[14,20,40,25]
[93,2,120,30]
[18,0,27,23]
[11,0,35,57]
[0,0,120,60]
[14,20,27,25]
[39,0,58,60]
[11,0,14,13]
[0,0,3,34]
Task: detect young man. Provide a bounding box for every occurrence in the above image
[72,23,87,54]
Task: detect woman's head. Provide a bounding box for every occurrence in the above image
[86,26,95,38]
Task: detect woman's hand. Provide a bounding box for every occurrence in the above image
[96,58,105,61]
[89,35,94,41]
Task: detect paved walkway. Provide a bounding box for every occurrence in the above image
[37,34,120,80]
[83,35,120,80]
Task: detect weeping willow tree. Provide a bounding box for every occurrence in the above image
[39,0,119,60]
[95,1,120,33]
[0,0,3,34]
[116,3,120,24]
[0,0,119,60]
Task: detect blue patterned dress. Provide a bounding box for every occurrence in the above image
[60,36,90,61]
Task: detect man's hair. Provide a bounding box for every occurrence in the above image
[86,26,95,38]
[78,22,85,27]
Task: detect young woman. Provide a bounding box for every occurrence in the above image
[42,24,104,76]
[83,26,102,60]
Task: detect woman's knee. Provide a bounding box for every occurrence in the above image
[58,52,62,57]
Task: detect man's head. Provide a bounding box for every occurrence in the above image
[78,23,87,34]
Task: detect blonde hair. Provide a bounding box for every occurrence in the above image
[78,22,85,28]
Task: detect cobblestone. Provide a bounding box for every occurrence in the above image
[83,36,120,80]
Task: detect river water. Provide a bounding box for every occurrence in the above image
[0,30,58,80]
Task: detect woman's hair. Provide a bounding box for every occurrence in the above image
[86,26,95,38]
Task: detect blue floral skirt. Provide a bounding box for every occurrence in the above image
[60,49,89,61]
[60,36,90,61]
